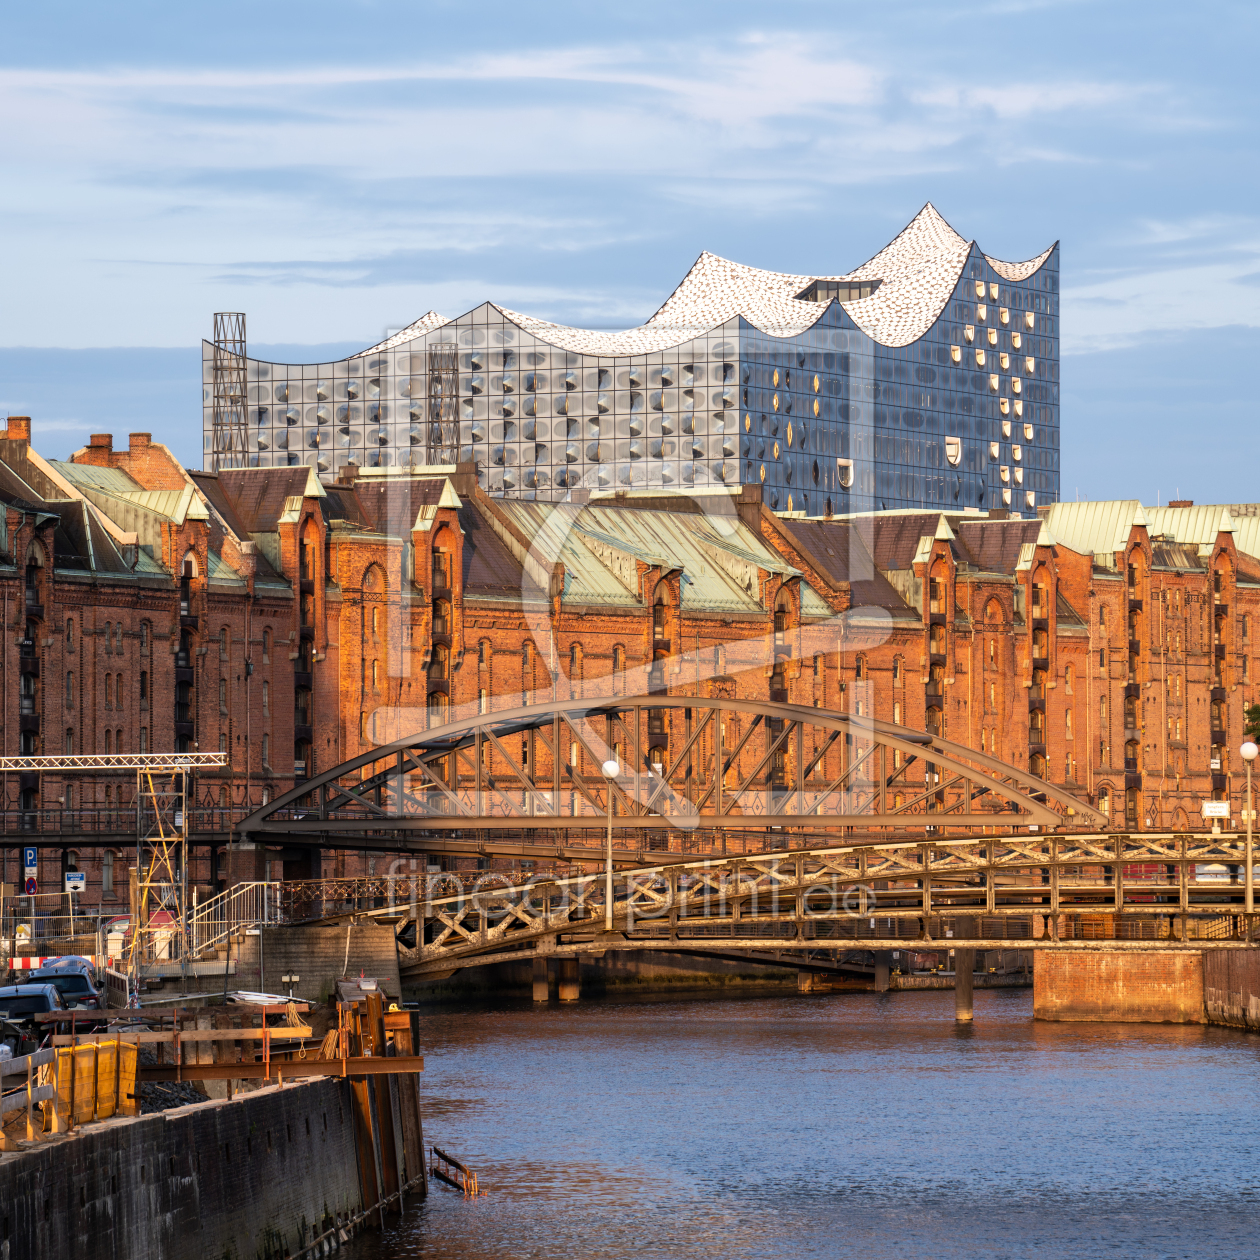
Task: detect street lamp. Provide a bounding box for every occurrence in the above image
[602,759,620,931]
[1242,741,1257,916]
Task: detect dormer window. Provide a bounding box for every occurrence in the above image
[795,279,882,303]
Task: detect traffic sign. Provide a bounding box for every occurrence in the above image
[22,846,36,876]
[24,877,37,896]
[64,872,86,894]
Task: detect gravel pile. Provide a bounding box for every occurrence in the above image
[136,1044,208,1113]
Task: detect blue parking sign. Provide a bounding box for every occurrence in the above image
[22,847,36,874]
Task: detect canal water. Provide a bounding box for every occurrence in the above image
[351,988,1260,1259]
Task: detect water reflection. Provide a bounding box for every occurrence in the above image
[350,989,1260,1259]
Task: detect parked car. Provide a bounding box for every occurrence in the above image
[0,1016,40,1059]
[0,983,66,1032]
[29,956,105,1011]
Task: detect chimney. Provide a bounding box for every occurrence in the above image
[1168,499,1194,508]
[76,433,114,467]
[129,432,152,452]
[4,416,31,443]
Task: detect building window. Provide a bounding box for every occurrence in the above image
[219,678,228,714]
[105,729,112,754]
[219,627,229,660]
[479,640,489,668]
[1065,664,1074,693]
[65,671,74,707]
[140,620,149,651]
[65,618,74,650]
[262,681,269,716]
[64,728,73,754]
[262,733,270,766]
[116,674,123,707]
[104,674,112,708]
[1066,709,1073,738]
[102,850,115,896]
[139,726,147,753]
[855,655,866,681]
[104,621,112,655]
[262,628,271,663]
[219,731,227,754]
[372,659,380,689]
[1100,695,1107,723]
[478,688,488,715]
[139,670,147,705]
[115,623,123,652]
[116,726,122,751]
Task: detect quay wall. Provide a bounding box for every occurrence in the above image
[1202,950,1260,1031]
[1033,950,1205,1023]
[0,1078,362,1260]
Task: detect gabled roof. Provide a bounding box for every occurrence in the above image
[216,467,325,533]
[1042,501,1148,559]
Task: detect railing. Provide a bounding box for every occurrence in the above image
[188,880,283,958]
[0,805,255,835]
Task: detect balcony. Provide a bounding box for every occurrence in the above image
[1128,638,1140,655]
[300,578,315,595]
[175,720,194,739]
[1212,686,1227,703]
[929,652,947,667]
[1123,682,1139,700]
[1212,774,1228,792]
[293,670,312,689]
[24,603,43,622]
[180,613,198,630]
[769,688,788,703]
[1028,740,1047,755]
[1128,598,1143,613]
[1028,691,1046,713]
[928,611,946,627]
[1125,772,1143,789]
[925,681,944,700]
[19,657,37,677]
[17,637,34,658]
[300,625,315,641]
[1215,644,1226,660]
[1211,726,1226,744]
[294,722,313,742]
[175,666,195,685]
[1031,656,1049,673]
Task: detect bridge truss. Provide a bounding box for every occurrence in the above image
[267,831,1258,980]
[239,696,1106,853]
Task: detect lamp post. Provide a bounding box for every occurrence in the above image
[602,759,620,932]
[1242,741,1257,917]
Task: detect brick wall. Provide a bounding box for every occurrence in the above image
[0,1078,361,1260]
[1033,949,1204,1022]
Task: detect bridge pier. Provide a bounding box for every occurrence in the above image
[955,916,975,1021]
[874,951,891,993]
[532,957,549,1003]
[797,971,814,994]
[558,957,580,1002]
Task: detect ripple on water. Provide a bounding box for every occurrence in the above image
[347,988,1260,1260]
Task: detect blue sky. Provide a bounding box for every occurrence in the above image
[1,0,1257,498]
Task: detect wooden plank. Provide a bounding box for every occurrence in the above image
[51,1027,313,1046]
[138,1056,425,1082]
[34,1002,310,1023]
[388,1015,424,1187]
[0,1047,55,1079]
[365,993,401,1210]
[0,1083,54,1118]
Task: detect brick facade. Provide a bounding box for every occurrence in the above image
[2,413,1258,914]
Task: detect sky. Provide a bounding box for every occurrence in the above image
[1,0,1257,500]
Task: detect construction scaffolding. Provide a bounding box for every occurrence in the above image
[1,754,228,1001]
[211,311,249,472]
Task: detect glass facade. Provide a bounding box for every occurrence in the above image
[203,241,1059,515]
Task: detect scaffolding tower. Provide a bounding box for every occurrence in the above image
[1,753,228,999]
[211,311,249,472]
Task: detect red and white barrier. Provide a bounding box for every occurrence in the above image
[5,955,112,971]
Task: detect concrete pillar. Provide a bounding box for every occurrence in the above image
[797,970,814,994]
[558,957,580,1002]
[873,951,891,992]
[532,956,549,1003]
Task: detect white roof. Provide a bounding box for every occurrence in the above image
[349,204,1054,359]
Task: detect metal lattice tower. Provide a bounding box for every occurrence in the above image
[426,343,459,466]
[130,766,191,991]
[211,312,249,472]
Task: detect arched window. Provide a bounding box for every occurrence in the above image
[773,594,789,644]
[140,620,149,651]
[891,657,900,682]
[261,733,270,766]
[262,680,269,716]
[371,658,380,688]
[262,628,272,663]
[653,592,668,641]
[219,627,229,660]
[105,729,112,754]
[104,674,112,708]
[102,850,115,896]
[478,639,490,667]
[855,655,866,681]
[114,623,123,652]
[1065,664,1074,693]
[372,606,380,637]
[64,728,73,754]
[428,644,448,681]
[219,678,228,714]
[24,541,43,610]
[65,618,74,649]
[893,701,901,725]
[104,621,112,654]
[65,672,74,707]
[432,600,450,636]
[139,726,147,753]
[1099,605,1107,629]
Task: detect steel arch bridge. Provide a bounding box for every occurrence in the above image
[239,695,1106,856]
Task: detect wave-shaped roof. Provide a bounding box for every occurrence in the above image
[352,204,1054,360]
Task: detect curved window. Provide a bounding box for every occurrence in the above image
[65,672,74,707]
[429,644,449,681]
[262,628,272,663]
[432,600,451,636]
[65,619,74,649]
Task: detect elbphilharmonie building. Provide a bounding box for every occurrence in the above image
[202,205,1059,513]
